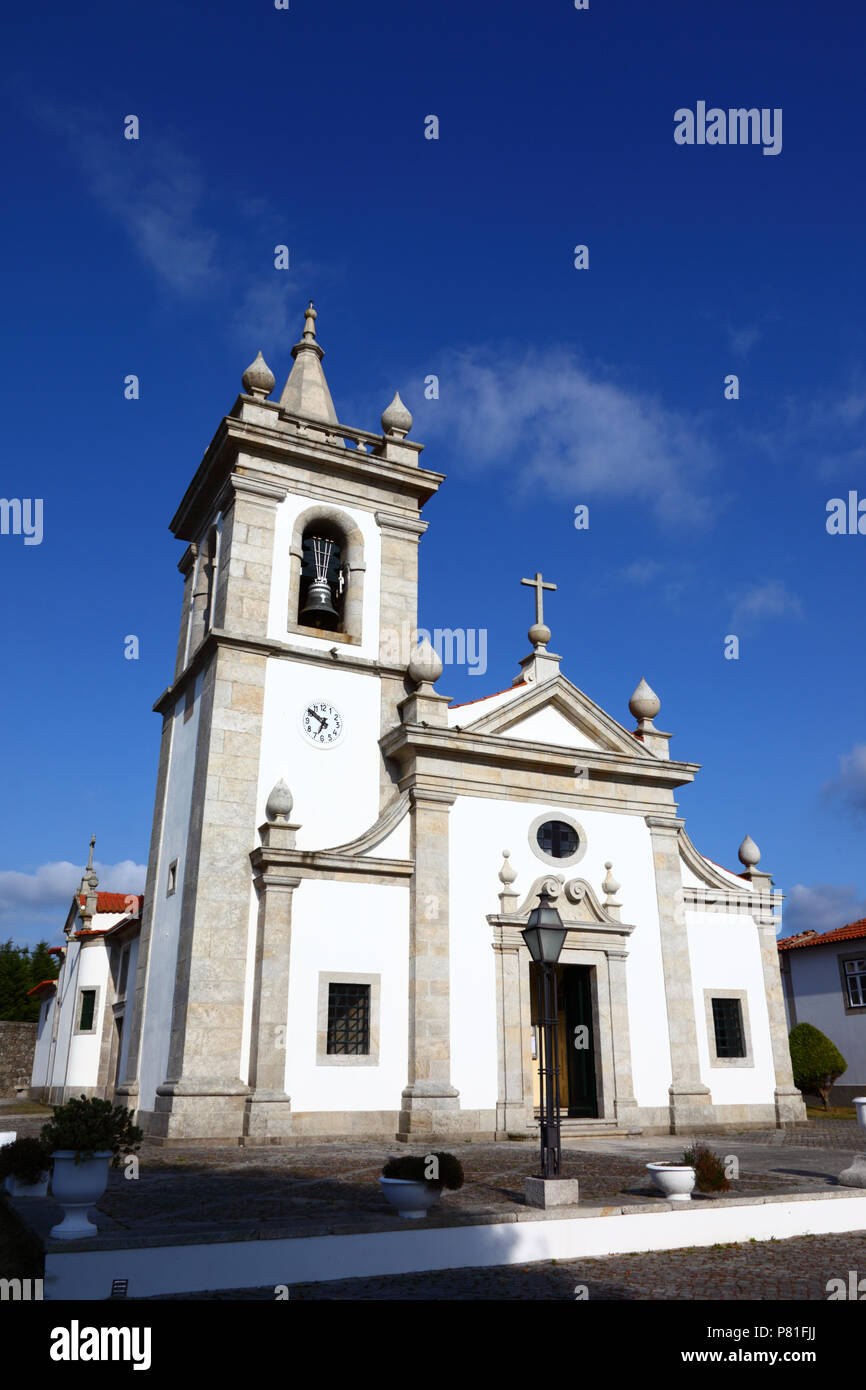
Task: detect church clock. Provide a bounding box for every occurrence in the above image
[300,699,345,748]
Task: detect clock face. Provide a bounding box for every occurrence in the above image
[300,699,344,748]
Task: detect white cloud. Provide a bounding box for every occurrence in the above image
[725,322,762,356]
[0,859,146,924]
[783,882,866,935]
[823,743,866,818]
[728,579,803,631]
[413,347,718,526]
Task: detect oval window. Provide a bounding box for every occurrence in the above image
[536,820,579,859]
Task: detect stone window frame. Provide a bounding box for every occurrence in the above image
[838,951,866,1015]
[316,971,380,1066]
[167,859,179,897]
[74,985,101,1036]
[703,988,754,1068]
[528,812,588,870]
[287,505,366,647]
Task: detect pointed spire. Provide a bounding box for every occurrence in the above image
[72,835,99,936]
[498,850,519,913]
[266,779,294,823]
[628,677,661,729]
[278,301,340,423]
[738,835,761,869]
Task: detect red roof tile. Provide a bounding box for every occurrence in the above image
[778,919,866,951]
[27,979,57,997]
[449,683,526,711]
[79,892,143,914]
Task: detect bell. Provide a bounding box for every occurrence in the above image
[300,576,339,628]
[300,535,341,629]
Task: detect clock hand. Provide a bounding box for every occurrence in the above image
[306,707,326,729]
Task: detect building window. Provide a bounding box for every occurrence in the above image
[843,958,866,1008]
[183,680,196,723]
[316,972,380,1066]
[712,997,745,1058]
[117,946,130,998]
[76,988,98,1034]
[327,983,370,1055]
[528,813,587,868]
[167,860,178,896]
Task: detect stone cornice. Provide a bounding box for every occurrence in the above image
[374,510,428,540]
[248,845,414,884]
[381,723,698,789]
[169,414,445,541]
[153,629,412,715]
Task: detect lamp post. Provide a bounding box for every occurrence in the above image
[521,888,568,1179]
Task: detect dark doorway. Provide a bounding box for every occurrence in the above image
[529,963,598,1119]
[562,965,598,1118]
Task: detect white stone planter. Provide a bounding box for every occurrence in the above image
[646,1163,696,1201]
[854,1097,866,1131]
[0,1132,16,1148]
[839,1098,866,1188]
[49,1151,112,1239]
[5,1172,49,1198]
[379,1176,441,1219]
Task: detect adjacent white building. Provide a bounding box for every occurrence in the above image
[32,306,807,1141]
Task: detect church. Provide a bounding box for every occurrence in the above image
[32,304,806,1142]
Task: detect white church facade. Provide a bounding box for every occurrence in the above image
[34,305,806,1141]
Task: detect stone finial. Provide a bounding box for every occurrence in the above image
[242,350,276,399]
[266,779,294,822]
[738,835,761,869]
[407,635,443,688]
[381,391,413,439]
[602,860,620,901]
[302,300,318,341]
[498,850,519,913]
[628,677,661,729]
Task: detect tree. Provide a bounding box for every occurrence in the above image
[0,940,60,1022]
[789,1022,847,1110]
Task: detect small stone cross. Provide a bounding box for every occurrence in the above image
[521,572,557,626]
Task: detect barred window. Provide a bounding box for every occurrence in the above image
[536,820,578,859]
[327,982,371,1055]
[712,997,745,1058]
[844,958,866,1008]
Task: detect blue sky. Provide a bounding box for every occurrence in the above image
[2,0,865,945]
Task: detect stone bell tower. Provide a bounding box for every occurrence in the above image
[120,304,445,1141]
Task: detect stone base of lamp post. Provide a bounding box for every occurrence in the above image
[838,1155,866,1188]
[525,1175,580,1209]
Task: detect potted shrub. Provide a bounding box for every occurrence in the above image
[379,1151,464,1219]
[682,1143,731,1194]
[645,1160,696,1201]
[0,1136,52,1198]
[40,1095,143,1241]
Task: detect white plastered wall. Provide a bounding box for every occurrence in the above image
[282,879,409,1112]
[686,910,777,1103]
[448,797,673,1113]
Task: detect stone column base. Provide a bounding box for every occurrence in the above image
[496,1100,535,1139]
[838,1155,866,1188]
[669,1085,713,1134]
[397,1083,461,1141]
[242,1091,293,1144]
[151,1081,249,1142]
[614,1094,641,1128]
[774,1086,808,1126]
[525,1175,580,1209]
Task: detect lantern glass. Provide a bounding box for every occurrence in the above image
[521,891,567,963]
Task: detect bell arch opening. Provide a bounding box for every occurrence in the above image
[287,506,365,645]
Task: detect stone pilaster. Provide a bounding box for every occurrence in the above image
[606,949,640,1126]
[398,787,461,1138]
[645,815,712,1132]
[493,941,536,1136]
[243,821,301,1143]
[376,512,426,807]
[756,917,808,1126]
[174,546,196,679]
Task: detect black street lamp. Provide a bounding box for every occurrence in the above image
[522,888,568,1179]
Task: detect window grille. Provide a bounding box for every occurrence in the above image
[327,983,371,1055]
[712,997,745,1058]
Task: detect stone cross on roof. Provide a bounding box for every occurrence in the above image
[521,572,556,646]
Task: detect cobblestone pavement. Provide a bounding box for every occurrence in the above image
[145,1231,866,1299]
[5,1112,863,1235]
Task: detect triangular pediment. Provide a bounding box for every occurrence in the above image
[460,675,656,760]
